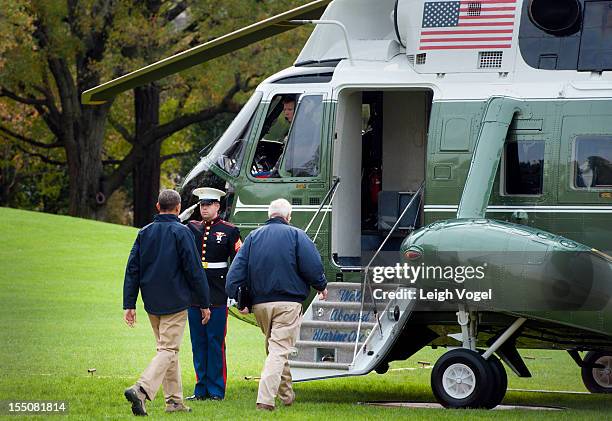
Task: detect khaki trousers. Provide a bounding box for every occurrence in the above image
[253,302,302,407]
[137,310,187,404]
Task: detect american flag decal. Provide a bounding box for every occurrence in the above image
[420,0,516,51]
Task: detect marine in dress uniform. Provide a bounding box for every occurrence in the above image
[185,187,242,401]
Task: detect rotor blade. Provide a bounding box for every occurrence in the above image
[81,0,331,105]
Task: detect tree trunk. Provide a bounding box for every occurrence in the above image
[65,105,110,219]
[132,85,161,228]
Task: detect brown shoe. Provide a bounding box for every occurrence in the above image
[165,400,192,413]
[282,397,294,407]
[124,385,147,416]
[256,403,275,411]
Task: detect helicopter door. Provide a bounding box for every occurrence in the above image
[332,90,432,267]
[231,92,330,227]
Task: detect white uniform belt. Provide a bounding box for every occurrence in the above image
[203,262,228,269]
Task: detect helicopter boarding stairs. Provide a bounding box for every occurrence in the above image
[289,281,416,381]
[288,182,423,381]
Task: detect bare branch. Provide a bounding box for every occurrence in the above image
[0,125,63,149]
[47,57,79,123]
[14,144,66,166]
[174,84,193,118]
[0,81,62,138]
[103,148,137,196]
[0,87,47,106]
[66,0,82,38]
[165,1,187,22]
[32,79,61,118]
[151,101,239,143]
[102,159,122,165]
[109,116,134,144]
[161,150,198,162]
[150,75,246,143]
[243,73,264,91]
[35,108,63,140]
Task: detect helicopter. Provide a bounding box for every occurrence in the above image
[83,0,612,409]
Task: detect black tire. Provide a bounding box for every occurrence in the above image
[484,355,508,408]
[431,349,494,409]
[581,351,612,393]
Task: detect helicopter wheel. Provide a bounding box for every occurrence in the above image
[581,351,612,393]
[431,348,494,408]
[483,354,507,408]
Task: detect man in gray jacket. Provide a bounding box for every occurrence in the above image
[226,198,327,411]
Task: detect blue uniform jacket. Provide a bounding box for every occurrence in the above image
[123,213,210,315]
[226,217,327,305]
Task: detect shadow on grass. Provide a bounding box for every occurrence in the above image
[291,376,611,412]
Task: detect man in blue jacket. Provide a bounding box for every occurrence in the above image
[226,198,327,411]
[123,189,211,416]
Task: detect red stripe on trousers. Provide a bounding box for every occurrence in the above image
[222,307,228,386]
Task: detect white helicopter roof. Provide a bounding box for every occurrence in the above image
[286,0,612,101]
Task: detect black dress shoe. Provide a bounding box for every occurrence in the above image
[185,395,206,401]
[208,396,224,401]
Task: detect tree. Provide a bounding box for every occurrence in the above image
[105,0,313,226]
[1,1,117,218]
[0,0,312,222]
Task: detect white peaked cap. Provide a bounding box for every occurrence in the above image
[193,187,226,203]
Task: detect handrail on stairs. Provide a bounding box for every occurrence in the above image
[304,177,341,241]
[352,182,424,363]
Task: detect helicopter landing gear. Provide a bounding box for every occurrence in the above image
[431,348,490,408]
[431,349,509,409]
[581,351,612,393]
[484,354,508,408]
[431,313,524,409]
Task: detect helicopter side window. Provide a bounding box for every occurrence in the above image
[574,136,612,189]
[504,140,545,195]
[280,95,323,178]
[197,91,262,177]
[250,94,298,178]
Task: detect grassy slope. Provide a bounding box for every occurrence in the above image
[0,207,609,420]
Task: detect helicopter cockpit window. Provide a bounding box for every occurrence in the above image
[251,94,298,178]
[574,136,612,189]
[280,94,323,177]
[504,140,545,195]
[201,91,262,177]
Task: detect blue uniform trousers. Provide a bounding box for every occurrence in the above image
[188,305,228,398]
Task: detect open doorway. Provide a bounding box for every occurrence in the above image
[332,89,433,267]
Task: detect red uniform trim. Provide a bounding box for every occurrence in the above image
[219,220,236,228]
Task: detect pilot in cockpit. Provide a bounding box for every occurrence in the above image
[252,96,296,178]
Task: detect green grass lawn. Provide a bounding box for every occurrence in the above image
[0,207,609,420]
